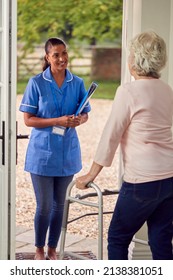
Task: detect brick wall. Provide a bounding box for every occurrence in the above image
[91,47,121,81]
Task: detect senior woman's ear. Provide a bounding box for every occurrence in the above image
[128,55,136,77]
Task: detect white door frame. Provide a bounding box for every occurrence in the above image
[168,1,173,88]
[0,0,16,260]
[120,0,173,259]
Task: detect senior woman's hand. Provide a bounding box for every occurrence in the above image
[76,162,104,190]
[76,174,92,189]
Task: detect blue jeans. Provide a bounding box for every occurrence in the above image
[108,177,173,260]
[30,174,73,248]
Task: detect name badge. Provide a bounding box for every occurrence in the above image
[52,126,66,136]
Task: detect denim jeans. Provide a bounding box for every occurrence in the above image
[30,174,73,248]
[108,177,173,260]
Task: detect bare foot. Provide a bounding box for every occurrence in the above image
[34,247,45,260]
[46,247,58,260]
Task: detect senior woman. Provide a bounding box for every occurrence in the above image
[76,31,173,260]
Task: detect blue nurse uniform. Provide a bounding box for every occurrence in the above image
[19,67,91,176]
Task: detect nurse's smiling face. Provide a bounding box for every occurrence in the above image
[46,44,68,73]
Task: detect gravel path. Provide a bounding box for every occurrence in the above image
[16,95,120,239]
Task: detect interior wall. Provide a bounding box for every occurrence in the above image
[141,0,172,84]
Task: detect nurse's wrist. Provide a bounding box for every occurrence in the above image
[53,118,60,126]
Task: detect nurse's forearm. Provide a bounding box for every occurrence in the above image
[24,112,89,128]
[24,114,60,128]
[24,113,72,128]
[30,118,60,128]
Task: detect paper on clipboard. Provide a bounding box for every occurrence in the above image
[75,81,98,116]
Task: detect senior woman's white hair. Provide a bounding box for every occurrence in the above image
[129,31,167,78]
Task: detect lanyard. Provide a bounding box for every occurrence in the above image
[50,83,66,116]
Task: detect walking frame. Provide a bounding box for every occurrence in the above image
[59,180,119,260]
[59,180,148,260]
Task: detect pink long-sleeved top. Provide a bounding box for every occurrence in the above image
[94,79,173,183]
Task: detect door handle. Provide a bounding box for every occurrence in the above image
[17,134,30,139]
[0,121,29,165]
[0,121,5,165]
[16,121,29,164]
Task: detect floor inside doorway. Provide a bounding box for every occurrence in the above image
[16,251,97,260]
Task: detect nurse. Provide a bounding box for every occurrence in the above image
[19,37,91,260]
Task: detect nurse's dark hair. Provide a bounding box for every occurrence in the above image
[42,37,67,71]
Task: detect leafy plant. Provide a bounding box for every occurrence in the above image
[18,0,122,55]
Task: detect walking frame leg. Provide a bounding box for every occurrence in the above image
[59,180,103,260]
[59,198,70,260]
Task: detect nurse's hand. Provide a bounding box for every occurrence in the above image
[55,113,88,127]
[65,113,88,127]
[68,115,81,127]
[56,115,77,127]
[68,113,88,127]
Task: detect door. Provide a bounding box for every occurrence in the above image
[0,0,17,259]
[120,0,173,259]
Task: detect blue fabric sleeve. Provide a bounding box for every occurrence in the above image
[19,78,39,114]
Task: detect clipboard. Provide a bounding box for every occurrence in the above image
[75,81,98,116]
[65,81,98,134]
